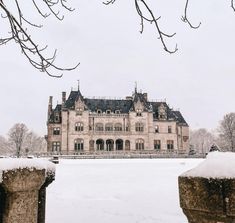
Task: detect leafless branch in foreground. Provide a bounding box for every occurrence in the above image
[181,0,201,29]
[0,0,79,78]
[231,0,235,11]
[104,0,177,54]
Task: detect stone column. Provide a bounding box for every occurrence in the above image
[179,176,235,223]
[1,168,45,223]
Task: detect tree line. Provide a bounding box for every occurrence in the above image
[0,123,46,157]
[190,113,235,154]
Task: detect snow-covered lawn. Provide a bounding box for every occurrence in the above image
[47,158,203,223]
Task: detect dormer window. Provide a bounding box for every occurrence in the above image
[55,114,60,122]
[97,109,102,114]
[76,108,83,116]
[106,110,111,115]
[136,109,142,117]
[115,110,120,114]
[158,103,167,120]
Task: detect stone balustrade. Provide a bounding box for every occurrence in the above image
[0,159,55,223]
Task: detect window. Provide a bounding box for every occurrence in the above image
[53,127,60,135]
[76,108,83,116]
[136,109,142,117]
[52,141,60,152]
[136,139,144,150]
[55,114,60,122]
[167,140,174,150]
[154,140,161,150]
[114,123,122,131]
[105,123,113,131]
[155,126,159,133]
[97,109,102,114]
[126,125,130,132]
[115,110,120,114]
[135,122,144,132]
[75,122,84,131]
[74,139,84,151]
[168,126,172,133]
[95,123,104,131]
[106,110,111,115]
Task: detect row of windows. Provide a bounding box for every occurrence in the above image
[53,124,173,135]
[52,139,174,151]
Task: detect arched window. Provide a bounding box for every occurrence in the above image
[74,139,84,151]
[135,122,144,132]
[136,139,144,150]
[95,123,104,131]
[97,109,102,114]
[105,123,113,131]
[75,122,84,131]
[114,123,122,131]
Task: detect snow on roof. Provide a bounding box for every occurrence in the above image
[0,158,55,183]
[181,151,235,179]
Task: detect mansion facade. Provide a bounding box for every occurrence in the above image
[46,86,189,154]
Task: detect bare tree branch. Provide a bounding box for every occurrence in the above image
[0,0,79,77]
[104,0,177,54]
[181,0,201,29]
[231,0,235,11]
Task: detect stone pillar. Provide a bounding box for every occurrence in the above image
[179,176,235,223]
[1,168,45,223]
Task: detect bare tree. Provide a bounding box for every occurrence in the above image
[190,128,215,154]
[23,131,47,155]
[8,123,28,157]
[0,0,79,77]
[0,135,13,155]
[218,113,235,152]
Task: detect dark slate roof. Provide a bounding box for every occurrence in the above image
[84,99,133,113]
[49,90,188,125]
[172,111,188,126]
[65,90,83,109]
[149,102,188,125]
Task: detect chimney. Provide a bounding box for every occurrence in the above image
[143,93,148,101]
[48,96,53,121]
[62,92,66,107]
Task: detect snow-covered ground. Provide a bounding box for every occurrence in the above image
[46,158,203,223]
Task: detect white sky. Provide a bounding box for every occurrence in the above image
[1,0,235,136]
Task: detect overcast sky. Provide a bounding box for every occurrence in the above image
[1,0,235,136]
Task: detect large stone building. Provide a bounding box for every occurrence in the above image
[46,86,189,154]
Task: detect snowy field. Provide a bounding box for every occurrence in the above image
[46,158,203,223]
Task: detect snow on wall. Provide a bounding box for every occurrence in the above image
[0,158,55,183]
[181,151,235,179]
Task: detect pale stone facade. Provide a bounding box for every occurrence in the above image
[46,86,189,154]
